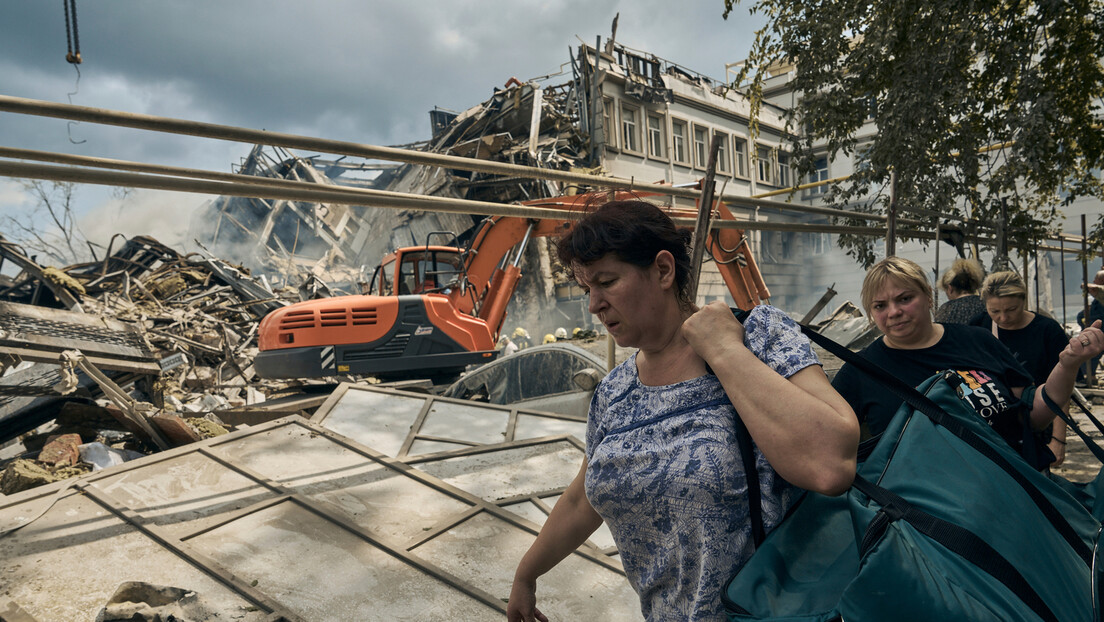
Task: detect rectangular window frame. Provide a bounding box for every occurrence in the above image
[620,102,643,155]
[713,131,731,175]
[646,113,667,161]
[670,117,690,166]
[732,137,749,179]
[756,144,774,186]
[692,124,710,170]
[777,151,792,188]
[602,98,618,150]
[805,156,829,197]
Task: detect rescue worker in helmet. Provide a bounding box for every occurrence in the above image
[543,333,557,344]
[498,335,519,356]
[554,327,568,341]
[512,327,532,350]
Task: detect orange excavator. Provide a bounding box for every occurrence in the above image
[253,190,770,381]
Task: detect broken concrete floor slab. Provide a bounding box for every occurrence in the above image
[0,488,272,622]
[0,411,642,621]
[189,500,502,621]
[308,384,620,572]
[311,383,587,459]
[408,438,585,502]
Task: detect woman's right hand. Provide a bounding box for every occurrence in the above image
[1061,320,1103,368]
[506,578,548,622]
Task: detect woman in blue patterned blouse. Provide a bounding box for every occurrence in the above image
[506,200,860,622]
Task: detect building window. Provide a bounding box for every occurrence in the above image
[714,132,730,174]
[756,145,774,185]
[778,152,792,188]
[807,232,831,256]
[671,119,689,165]
[621,103,641,153]
[693,126,709,169]
[733,138,748,178]
[602,98,616,148]
[647,114,666,159]
[781,231,796,259]
[806,156,829,197]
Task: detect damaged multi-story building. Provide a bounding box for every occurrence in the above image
[192,32,835,338]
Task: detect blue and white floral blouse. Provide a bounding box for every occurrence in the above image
[584,305,819,621]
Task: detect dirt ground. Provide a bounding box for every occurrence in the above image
[1050,396,1104,484]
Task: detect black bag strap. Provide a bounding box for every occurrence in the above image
[852,474,1060,622]
[800,324,1094,566]
[710,308,765,549]
[1040,386,1104,464]
[735,414,765,548]
[1072,390,1104,436]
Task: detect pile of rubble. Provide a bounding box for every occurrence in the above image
[0,233,353,495]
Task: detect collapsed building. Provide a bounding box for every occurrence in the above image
[3,29,1102,621]
[192,36,818,338]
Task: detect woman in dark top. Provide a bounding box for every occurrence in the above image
[831,257,1103,467]
[934,257,987,324]
[970,271,1070,464]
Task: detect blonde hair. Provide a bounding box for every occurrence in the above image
[861,256,934,315]
[938,258,984,294]
[981,271,1027,301]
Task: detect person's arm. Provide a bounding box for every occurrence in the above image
[682,302,860,496]
[507,460,603,622]
[1049,416,1068,466]
[1024,320,1104,429]
[1087,281,1104,305]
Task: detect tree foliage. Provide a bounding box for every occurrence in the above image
[724,0,1104,266]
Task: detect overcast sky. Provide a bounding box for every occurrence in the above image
[0,1,764,254]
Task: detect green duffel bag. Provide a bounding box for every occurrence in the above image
[724,366,1103,622]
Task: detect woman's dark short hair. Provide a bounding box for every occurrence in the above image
[556,200,693,307]
[938,258,985,294]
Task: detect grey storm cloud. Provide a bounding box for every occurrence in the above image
[0,0,762,222]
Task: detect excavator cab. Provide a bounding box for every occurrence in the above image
[369,247,464,296]
[257,238,496,382]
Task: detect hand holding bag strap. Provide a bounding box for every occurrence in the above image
[799,324,1093,566]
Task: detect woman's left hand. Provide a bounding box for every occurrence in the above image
[682,301,746,360]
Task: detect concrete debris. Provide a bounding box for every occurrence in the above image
[185,417,229,439]
[94,581,269,622]
[35,434,81,467]
[0,458,91,495]
[0,232,345,493]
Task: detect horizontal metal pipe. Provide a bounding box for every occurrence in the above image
[0,97,1080,247]
[0,147,899,234]
[0,158,1083,252]
[0,94,693,199]
[0,94,896,224]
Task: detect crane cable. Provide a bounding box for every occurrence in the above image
[63,0,81,64]
[63,0,86,144]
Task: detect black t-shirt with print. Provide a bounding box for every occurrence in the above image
[969,312,1067,386]
[832,323,1033,449]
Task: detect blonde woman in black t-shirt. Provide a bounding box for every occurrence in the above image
[831,257,1103,469]
[971,271,1072,464]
